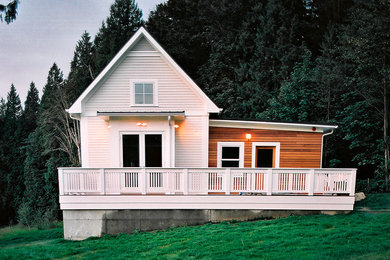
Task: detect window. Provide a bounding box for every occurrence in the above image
[131,80,158,106]
[217,142,244,168]
[251,142,280,168]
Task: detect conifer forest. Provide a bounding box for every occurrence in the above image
[0,0,389,226]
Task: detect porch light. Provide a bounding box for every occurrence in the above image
[173,124,179,128]
[246,133,252,140]
[136,122,148,127]
[107,125,112,129]
[136,122,142,126]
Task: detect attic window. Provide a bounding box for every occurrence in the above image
[131,80,158,106]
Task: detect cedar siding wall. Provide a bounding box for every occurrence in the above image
[209,127,322,168]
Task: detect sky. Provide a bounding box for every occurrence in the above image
[0,0,165,103]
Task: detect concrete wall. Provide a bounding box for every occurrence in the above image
[63,209,350,240]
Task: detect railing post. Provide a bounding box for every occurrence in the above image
[183,168,189,195]
[58,168,64,195]
[141,168,147,195]
[225,168,231,195]
[349,169,356,196]
[308,169,315,196]
[165,171,173,195]
[266,169,273,195]
[100,168,105,195]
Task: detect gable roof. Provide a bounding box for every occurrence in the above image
[67,27,221,115]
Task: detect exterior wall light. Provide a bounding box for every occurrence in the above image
[107,125,112,129]
[173,124,179,128]
[136,122,147,127]
[246,133,252,140]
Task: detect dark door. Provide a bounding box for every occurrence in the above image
[145,134,162,167]
[256,147,275,168]
[123,135,140,167]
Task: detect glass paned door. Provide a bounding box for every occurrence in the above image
[122,133,162,167]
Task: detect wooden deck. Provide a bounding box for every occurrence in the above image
[58,167,356,211]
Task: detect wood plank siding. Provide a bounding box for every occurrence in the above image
[209,127,322,168]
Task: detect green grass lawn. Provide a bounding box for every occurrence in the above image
[1,194,389,260]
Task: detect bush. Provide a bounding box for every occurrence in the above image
[17,202,34,227]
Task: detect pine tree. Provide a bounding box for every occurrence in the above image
[0,84,23,223]
[20,64,72,224]
[336,0,390,190]
[260,50,319,122]
[94,0,143,73]
[235,0,307,119]
[0,97,7,224]
[22,82,40,135]
[67,31,95,104]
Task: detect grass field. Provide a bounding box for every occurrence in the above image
[0,194,389,259]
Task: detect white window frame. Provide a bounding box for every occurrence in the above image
[130,80,158,106]
[217,142,245,168]
[120,131,165,167]
[251,142,280,168]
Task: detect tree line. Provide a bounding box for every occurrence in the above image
[0,0,388,226]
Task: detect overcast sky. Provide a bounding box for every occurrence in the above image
[0,0,165,103]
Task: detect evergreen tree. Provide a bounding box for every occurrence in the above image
[20,64,71,224]
[260,50,319,122]
[147,0,212,80]
[0,84,23,224]
[335,0,390,190]
[235,0,307,119]
[22,82,40,135]
[0,97,7,224]
[94,0,143,73]
[67,31,95,104]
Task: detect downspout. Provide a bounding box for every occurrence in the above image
[320,129,334,168]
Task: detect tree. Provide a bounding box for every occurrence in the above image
[260,50,319,122]
[336,0,390,190]
[0,84,23,224]
[22,82,40,134]
[0,0,18,24]
[94,0,143,73]
[67,31,95,103]
[235,0,307,119]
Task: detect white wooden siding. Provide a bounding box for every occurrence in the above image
[85,117,110,167]
[131,36,156,51]
[83,39,206,115]
[175,116,208,167]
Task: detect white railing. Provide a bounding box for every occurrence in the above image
[58,168,357,196]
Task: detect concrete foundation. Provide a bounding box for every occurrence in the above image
[63,209,350,240]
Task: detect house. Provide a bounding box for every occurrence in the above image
[59,27,356,240]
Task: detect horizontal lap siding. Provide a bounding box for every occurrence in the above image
[84,38,204,113]
[209,127,322,168]
[175,116,206,167]
[131,37,155,51]
[86,117,110,167]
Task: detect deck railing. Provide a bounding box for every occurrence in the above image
[58,168,356,196]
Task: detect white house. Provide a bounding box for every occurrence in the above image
[59,27,356,240]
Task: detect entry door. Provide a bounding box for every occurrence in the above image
[122,134,162,167]
[255,147,275,168]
